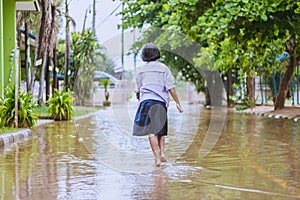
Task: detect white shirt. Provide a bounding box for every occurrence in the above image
[136,61,175,107]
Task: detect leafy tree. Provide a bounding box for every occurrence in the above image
[194,0,300,109]
[121,0,300,109]
[121,0,168,29]
[26,0,64,105]
[121,3,207,95]
[16,10,41,93]
[71,29,105,105]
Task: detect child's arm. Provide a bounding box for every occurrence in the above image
[169,88,183,113]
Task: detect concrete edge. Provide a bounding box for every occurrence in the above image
[0,129,32,147]
[234,110,300,122]
[0,109,103,148]
[0,118,55,148]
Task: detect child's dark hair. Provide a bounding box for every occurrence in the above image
[141,43,161,62]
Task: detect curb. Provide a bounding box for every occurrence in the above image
[0,129,32,147]
[0,111,99,148]
[234,110,300,121]
[0,119,54,148]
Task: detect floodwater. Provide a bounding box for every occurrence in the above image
[0,103,300,200]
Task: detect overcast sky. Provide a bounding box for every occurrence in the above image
[69,0,122,43]
[68,0,142,71]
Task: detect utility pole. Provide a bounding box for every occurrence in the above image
[92,0,96,35]
[14,46,19,128]
[65,0,70,90]
[133,28,136,72]
[82,8,88,33]
[121,0,124,79]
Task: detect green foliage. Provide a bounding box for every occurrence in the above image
[120,0,168,29]
[33,105,49,117]
[0,127,19,135]
[99,78,111,104]
[70,29,104,105]
[121,1,212,93]
[0,87,38,128]
[56,30,112,105]
[99,78,110,90]
[55,39,67,75]
[34,105,99,118]
[121,0,300,107]
[47,89,74,120]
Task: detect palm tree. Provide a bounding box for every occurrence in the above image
[25,0,63,105]
[46,2,62,101]
[37,0,53,105]
[30,0,46,95]
[16,10,40,93]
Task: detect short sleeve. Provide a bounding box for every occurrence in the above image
[164,67,175,90]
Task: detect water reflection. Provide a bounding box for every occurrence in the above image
[0,104,300,199]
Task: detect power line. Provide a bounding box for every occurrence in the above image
[95,2,122,30]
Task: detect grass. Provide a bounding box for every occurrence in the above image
[34,105,49,117]
[36,105,102,118]
[0,127,19,135]
[34,105,101,118]
[73,106,101,117]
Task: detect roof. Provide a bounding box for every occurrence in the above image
[16,0,40,12]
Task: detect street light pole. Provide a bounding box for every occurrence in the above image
[64,0,70,91]
[92,0,96,35]
[121,0,124,79]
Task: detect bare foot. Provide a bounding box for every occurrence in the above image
[154,150,161,167]
[160,156,168,162]
[155,160,161,167]
[160,151,168,162]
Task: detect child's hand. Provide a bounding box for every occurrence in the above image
[176,103,183,113]
[136,91,140,101]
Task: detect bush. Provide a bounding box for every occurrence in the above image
[47,89,74,120]
[0,87,38,128]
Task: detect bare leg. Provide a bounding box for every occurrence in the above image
[158,135,167,162]
[148,134,161,167]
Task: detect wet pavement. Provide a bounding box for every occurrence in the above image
[0,102,300,200]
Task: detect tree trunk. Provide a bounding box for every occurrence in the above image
[14,48,19,128]
[45,56,50,101]
[226,71,234,107]
[205,71,212,106]
[64,0,70,90]
[205,70,223,107]
[46,4,56,101]
[246,76,255,108]
[92,0,96,35]
[30,0,46,93]
[38,43,49,105]
[52,44,58,93]
[24,21,31,93]
[275,40,297,110]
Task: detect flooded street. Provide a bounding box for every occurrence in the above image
[0,103,300,200]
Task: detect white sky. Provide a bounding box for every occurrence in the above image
[69,0,122,43]
[67,0,143,71]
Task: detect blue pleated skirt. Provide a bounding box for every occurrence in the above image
[133,99,168,136]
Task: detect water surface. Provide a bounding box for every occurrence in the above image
[0,103,300,199]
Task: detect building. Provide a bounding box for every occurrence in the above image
[0,0,39,97]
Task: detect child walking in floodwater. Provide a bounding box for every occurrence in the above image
[133,43,183,167]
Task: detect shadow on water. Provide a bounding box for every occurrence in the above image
[0,103,300,199]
